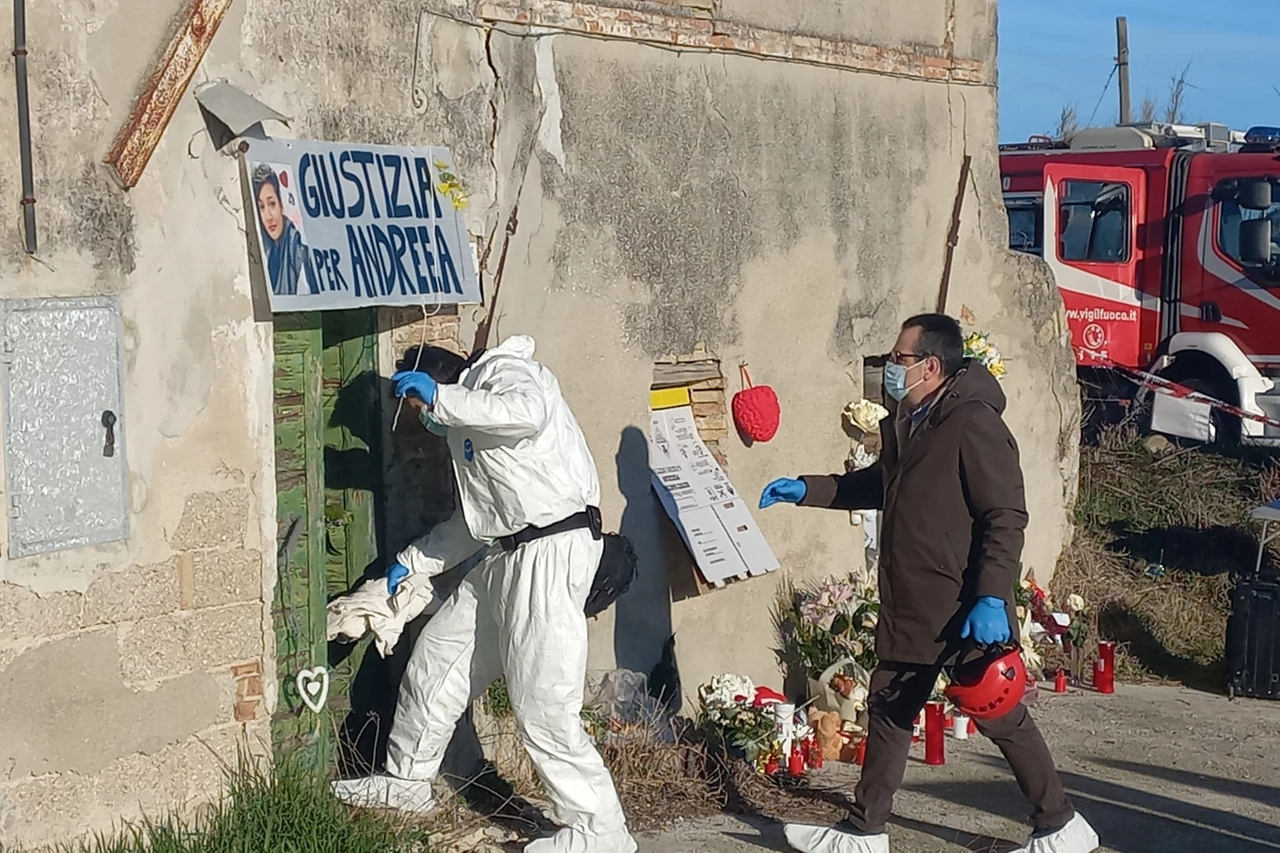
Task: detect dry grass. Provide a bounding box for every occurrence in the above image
[597,728,722,830]
[414,702,850,841]
[1050,426,1280,690]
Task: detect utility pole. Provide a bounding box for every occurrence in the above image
[1116,16,1132,125]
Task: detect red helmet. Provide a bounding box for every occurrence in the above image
[945,646,1027,720]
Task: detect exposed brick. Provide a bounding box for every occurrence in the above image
[0,582,81,641]
[191,549,263,608]
[177,552,195,610]
[187,604,263,672]
[169,489,251,551]
[0,765,101,849]
[690,389,725,404]
[83,559,179,626]
[118,615,189,682]
[237,674,264,699]
[119,604,263,683]
[694,414,728,432]
[231,660,262,678]
[234,699,259,721]
[476,0,990,85]
[692,401,725,418]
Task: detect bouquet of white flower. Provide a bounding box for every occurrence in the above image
[696,673,776,762]
[697,673,755,722]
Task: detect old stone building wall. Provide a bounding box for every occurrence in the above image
[0,0,1078,846]
[0,0,278,843]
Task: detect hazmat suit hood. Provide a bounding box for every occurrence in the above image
[479,334,536,364]
[405,333,602,550]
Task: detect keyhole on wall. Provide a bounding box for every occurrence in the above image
[101,410,117,458]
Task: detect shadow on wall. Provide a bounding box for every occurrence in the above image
[612,425,703,708]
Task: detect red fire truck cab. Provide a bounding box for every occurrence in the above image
[1000,123,1280,445]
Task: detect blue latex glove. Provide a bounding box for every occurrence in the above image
[392,370,437,406]
[960,596,1011,645]
[386,562,410,596]
[759,477,807,509]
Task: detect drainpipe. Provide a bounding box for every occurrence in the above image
[12,0,37,254]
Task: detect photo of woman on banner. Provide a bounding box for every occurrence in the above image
[252,161,319,296]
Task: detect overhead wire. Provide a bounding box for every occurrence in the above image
[1086,62,1119,127]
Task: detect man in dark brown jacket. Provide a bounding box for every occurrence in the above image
[760,314,1098,853]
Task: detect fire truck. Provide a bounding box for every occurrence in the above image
[1000,122,1280,446]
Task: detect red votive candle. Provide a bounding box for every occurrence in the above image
[1095,641,1116,694]
[1054,670,1068,693]
[788,742,805,776]
[807,736,824,769]
[924,702,946,765]
[855,737,867,766]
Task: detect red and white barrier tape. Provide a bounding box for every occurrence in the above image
[1082,350,1280,430]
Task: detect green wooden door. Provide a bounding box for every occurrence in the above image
[272,313,330,763]
[319,309,383,740]
[272,309,383,767]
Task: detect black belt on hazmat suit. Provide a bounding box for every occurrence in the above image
[497,506,603,552]
[496,507,638,618]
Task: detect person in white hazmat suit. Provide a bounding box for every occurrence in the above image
[332,335,637,853]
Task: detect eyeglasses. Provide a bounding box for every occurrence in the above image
[886,350,929,365]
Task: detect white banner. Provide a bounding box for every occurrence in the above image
[243,138,481,312]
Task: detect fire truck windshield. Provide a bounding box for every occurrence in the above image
[1006,200,1043,255]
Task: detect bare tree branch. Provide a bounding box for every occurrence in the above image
[1055,103,1080,140]
[1139,94,1157,124]
[1164,62,1194,124]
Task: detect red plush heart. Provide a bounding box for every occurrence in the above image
[732,366,780,443]
[279,170,290,188]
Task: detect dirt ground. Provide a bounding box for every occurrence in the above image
[635,683,1280,853]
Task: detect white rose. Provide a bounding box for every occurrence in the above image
[850,444,878,471]
[1067,594,1085,613]
[845,399,889,434]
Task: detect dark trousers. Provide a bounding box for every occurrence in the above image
[847,662,1074,834]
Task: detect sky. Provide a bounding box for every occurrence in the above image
[998,0,1280,144]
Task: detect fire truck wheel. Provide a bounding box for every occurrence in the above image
[1163,373,1242,450]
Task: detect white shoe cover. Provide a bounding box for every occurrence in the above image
[524,827,638,853]
[783,823,890,853]
[330,774,436,814]
[1013,813,1100,853]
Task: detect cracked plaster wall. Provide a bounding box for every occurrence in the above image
[354,0,1076,696]
[0,0,1076,844]
[0,0,275,846]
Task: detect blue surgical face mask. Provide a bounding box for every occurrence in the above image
[883,360,925,402]
[419,408,447,436]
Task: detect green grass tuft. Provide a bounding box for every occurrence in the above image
[3,753,424,853]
